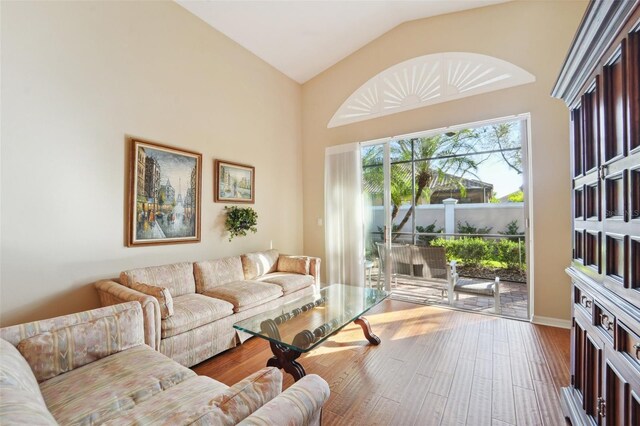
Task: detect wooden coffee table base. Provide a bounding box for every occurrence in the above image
[354,316,381,345]
[266,341,306,382]
[266,316,380,381]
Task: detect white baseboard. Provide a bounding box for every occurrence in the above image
[532,315,571,329]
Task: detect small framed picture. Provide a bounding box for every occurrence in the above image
[214,160,255,204]
[128,139,202,246]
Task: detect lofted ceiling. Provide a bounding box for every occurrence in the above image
[176,1,510,84]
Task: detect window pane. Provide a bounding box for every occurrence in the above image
[390,139,413,164]
[362,144,384,167]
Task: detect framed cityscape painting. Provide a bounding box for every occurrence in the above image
[128,139,202,246]
[214,160,255,203]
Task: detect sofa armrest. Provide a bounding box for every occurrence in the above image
[212,367,283,424]
[95,280,160,351]
[308,257,321,284]
[238,374,330,426]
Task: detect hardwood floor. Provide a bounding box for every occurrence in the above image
[193,299,570,426]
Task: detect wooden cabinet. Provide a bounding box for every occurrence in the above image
[553,1,640,425]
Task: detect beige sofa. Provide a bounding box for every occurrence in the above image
[0,301,330,425]
[96,249,320,367]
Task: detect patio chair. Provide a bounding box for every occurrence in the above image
[376,243,454,298]
[452,277,501,314]
[376,243,501,313]
[419,245,501,313]
[375,242,411,288]
[409,245,456,299]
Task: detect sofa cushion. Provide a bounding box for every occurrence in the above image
[161,294,234,338]
[277,255,310,275]
[120,262,196,297]
[203,281,283,313]
[40,344,195,425]
[194,256,245,293]
[130,282,174,319]
[241,250,279,280]
[0,302,141,347]
[0,339,58,425]
[257,273,314,295]
[17,305,144,382]
[101,375,229,425]
[454,278,496,296]
[160,317,237,367]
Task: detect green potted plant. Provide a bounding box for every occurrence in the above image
[224,206,258,241]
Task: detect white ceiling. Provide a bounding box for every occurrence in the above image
[176,1,509,84]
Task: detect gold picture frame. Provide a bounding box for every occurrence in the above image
[214,159,255,204]
[128,139,202,246]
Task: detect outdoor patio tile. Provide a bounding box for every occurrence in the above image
[389,277,528,319]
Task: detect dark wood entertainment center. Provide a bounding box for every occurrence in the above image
[552,1,640,424]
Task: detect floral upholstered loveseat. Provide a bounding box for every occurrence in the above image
[95,249,320,367]
[0,301,330,425]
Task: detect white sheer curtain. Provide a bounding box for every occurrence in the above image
[324,143,364,286]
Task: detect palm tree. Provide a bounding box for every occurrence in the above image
[391,130,482,235]
[362,131,485,237]
[362,124,519,240]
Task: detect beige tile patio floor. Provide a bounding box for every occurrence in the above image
[368,272,529,320]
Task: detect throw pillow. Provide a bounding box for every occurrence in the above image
[17,308,143,382]
[277,256,310,275]
[130,282,174,319]
[241,250,279,279]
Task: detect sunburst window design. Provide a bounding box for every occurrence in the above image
[328,52,535,128]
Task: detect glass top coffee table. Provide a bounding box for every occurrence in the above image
[234,284,388,381]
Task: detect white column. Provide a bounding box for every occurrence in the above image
[442,198,458,238]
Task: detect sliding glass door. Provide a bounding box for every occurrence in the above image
[360,117,531,319]
[362,140,392,291]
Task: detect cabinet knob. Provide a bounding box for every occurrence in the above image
[597,397,606,417]
[600,314,613,331]
[599,165,608,180]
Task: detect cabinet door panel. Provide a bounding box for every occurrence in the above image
[604,355,631,425]
[573,107,584,176]
[577,315,603,425]
[583,80,601,173]
[573,318,586,401]
[628,29,639,152]
[604,46,627,162]
[632,391,640,426]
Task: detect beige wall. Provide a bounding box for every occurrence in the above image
[0,1,302,326]
[301,1,588,322]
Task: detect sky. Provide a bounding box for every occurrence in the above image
[449,120,523,199]
[473,152,522,198]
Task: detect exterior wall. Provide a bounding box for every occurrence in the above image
[369,203,524,235]
[0,1,302,325]
[302,1,588,322]
[455,204,525,235]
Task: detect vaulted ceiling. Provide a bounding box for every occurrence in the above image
[176,1,510,83]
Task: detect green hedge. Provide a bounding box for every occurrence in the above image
[430,237,525,270]
[495,239,524,269]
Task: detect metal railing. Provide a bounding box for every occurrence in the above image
[366,231,526,269]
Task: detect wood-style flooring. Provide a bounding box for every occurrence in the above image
[193,299,570,426]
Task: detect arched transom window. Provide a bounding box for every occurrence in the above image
[328,52,535,128]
